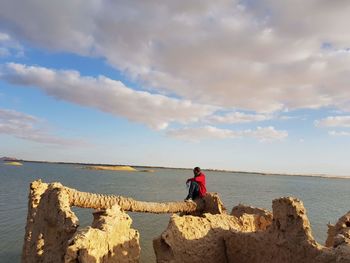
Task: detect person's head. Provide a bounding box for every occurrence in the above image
[193,167,201,177]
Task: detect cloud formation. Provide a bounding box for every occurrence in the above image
[0,108,86,146]
[1,0,350,113]
[0,63,217,130]
[167,125,287,142]
[315,116,350,128]
[0,32,23,57]
[206,111,271,124]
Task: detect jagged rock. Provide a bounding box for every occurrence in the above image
[22,181,350,263]
[22,180,79,263]
[224,197,342,263]
[326,211,350,248]
[153,212,265,263]
[65,205,140,263]
[180,192,227,216]
[231,204,273,231]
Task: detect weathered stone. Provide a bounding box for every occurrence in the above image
[22,181,350,263]
[153,212,265,263]
[231,204,273,231]
[22,180,79,263]
[224,197,341,263]
[326,211,350,248]
[65,205,140,263]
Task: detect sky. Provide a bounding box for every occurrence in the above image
[0,0,349,175]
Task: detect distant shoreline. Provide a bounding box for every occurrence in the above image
[1,158,348,180]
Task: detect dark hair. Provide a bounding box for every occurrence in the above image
[193,167,201,173]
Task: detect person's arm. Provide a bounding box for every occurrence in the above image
[186,178,195,184]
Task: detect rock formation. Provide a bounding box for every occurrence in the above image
[66,184,210,213]
[22,180,224,263]
[231,204,273,231]
[22,181,79,263]
[224,197,350,263]
[22,180,350,263]
[153,203,273,263]
[326,210,350,248]
[22,180,141,263]
[65,205,140,263]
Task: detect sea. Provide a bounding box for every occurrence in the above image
[1,162,350,262]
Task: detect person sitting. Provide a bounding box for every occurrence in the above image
[185,167,207,201]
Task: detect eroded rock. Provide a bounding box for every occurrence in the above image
[22,180,350,263]
[65,205,140,263]
[231,204,273,231]
[153,211,266,263]
[326,211,350,248]
[224,197,346,263]
[22,180,79,263]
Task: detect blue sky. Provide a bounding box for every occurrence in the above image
[0,0,350,175]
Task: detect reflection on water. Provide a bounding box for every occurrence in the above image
[1,162,350,262]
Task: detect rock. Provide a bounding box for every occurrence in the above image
[224,197,337,263]
[65,205,140,263]
[231,204,273,231]
[22,180,140,263]
[153,211,267,263]
[181,192,227,216]
[22,180,79,263]
[22,181,350,263]
[326,211,350,248]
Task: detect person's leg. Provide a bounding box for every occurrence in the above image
[186,181,199,200]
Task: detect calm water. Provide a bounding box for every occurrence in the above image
[1,162,350,262]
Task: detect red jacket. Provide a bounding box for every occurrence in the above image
[188,172,207,197]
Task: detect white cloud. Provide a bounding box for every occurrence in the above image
[0,32,23,57]
[1,1,350,113]
[315,116,350,128]
[206,111,271,124]
[329,131,350,137]
[167,125,287,142]
[0,63,217,130]
[0,108,86,146]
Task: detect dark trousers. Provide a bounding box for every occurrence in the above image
[186,181,199,200]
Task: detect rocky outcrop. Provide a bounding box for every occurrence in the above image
[65,205,140,263]
[154,197,350,263]
[67,185,206,213]
[231,204,273,231]
[22,180,350,263]
[22,181,79,263]
[326,211,350,248]
[22,180,224,263]
[224,197,350,263]
[22,180,140,263]
[153,204,273,263]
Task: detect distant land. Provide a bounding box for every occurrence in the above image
[1,156,349,180]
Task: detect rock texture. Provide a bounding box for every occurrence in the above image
[326,211,350,248]
[22,180,224,263]
[65,205,140,263]
[224,197,350,263]
[22,180,140,263]
[22,181,79,263]
[231,204,273,231]
[67,185,206,214]
[22,180,350,263]
[153,208,272,263]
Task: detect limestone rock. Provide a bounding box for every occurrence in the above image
[65,205,140,263]
[326,211,350,248]
[231,204,273,231]
[22,180,79,263]
[153,211,264,263]
[224,197,337,263]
